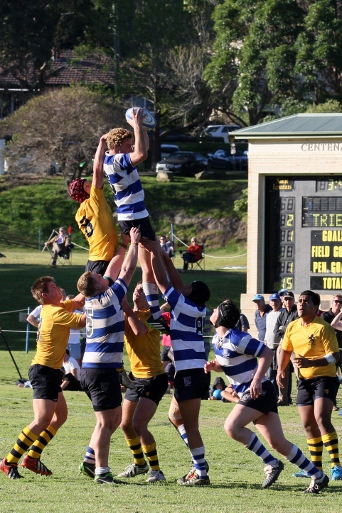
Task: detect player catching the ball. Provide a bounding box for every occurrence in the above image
[96,108,167,332]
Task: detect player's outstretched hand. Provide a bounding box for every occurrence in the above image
[126,107,143,129]
[129,227,141,245]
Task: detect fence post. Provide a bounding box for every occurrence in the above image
[171,223,174,244]
[25,307,30,353]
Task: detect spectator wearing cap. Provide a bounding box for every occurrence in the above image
[273,291,298,406]
[253,294,272,341]
[278,289,289,307]
[264,293,284,393]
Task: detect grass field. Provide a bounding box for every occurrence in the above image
[1,252,342,512]
[1,350,342,513]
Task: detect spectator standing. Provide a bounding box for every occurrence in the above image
[26,304,42,328]
[65,294,84,367]
[253,294,272,341]
[273,291,298,406]
[264,293,284,390]
[236,313,250,332]
[323,295,342,372]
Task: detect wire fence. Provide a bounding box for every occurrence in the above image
[171,233,247,260]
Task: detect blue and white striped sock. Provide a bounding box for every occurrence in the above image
[143,282,161,320]
[246,433,278,466]
[286,443,322,478]
[84,446,95,465]
[177,424,189,447]
[190,446,207,478]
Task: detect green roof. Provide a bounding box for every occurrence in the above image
[234,113,342,139]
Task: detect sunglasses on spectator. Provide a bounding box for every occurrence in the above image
[333,300,342,303]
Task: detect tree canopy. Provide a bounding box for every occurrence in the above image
[0,87,124,180]
[2,0,342,146]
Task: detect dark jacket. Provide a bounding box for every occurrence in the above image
[321,309,342,349]
[274,305,298,340]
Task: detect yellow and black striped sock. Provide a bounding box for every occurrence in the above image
[307,436,323,471]
[126,437,146,466]
[142,442,160,471]
[322,431,340,468]
[6,427,38,464]
[27,425,57,459]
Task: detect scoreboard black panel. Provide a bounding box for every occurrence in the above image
[264,177,342,293]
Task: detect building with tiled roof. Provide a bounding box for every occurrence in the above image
[0,50,116,117]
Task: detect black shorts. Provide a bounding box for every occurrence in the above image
[29,364,64,402]
[80,368,122,411]
[119,217,155,240]
[161,346,172,363]
[296,376,340,406]
[124,372,168,406]
[85,260,109,276]
[238,380,278,415]
[63,373,83,392]
[174,368,210,402]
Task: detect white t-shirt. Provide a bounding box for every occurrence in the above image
[30,304,42,319]
[63,356,80,380]
[264,308,284,349]
[68,309,84,344]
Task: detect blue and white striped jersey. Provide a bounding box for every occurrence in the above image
[82,278,128,369]
[103,152,149,221]
[163,286,206,372]
[212,329,268,397]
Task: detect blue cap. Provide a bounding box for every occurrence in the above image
[270,293,281,301]
[278,288,288,296]
[252,294,264,302]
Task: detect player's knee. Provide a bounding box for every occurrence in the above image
[168,406,182,423]
[224,419,236,439]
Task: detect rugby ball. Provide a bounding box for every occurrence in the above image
[125,107,156,131]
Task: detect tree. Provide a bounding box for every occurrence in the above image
[0,86,124,181]
[0,1,97,91]
[205,0,305,125]
[295,0,342,104]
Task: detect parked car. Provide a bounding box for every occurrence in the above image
[156,151,208,175]
[203,124,241,144]
[160,144,180,159]
[160,132,199,142]
[207,148,248,171]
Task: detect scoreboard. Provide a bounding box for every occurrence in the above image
[264,177,342,293]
